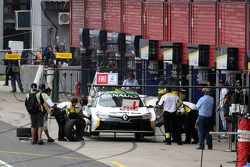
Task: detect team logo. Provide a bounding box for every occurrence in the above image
[122,114,129,121]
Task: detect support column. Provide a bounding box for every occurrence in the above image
[246,0,250,115]
[80,48,88,96]
[0,0,3,52]
[52,67,59,102]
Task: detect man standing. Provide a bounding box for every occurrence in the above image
[156,89,183,145]
[8,59,23,93]
[218,79,229,132]
[25,83,44,145]
[40,86,54,143]
[3,47,12,86]
[195,88,214,150]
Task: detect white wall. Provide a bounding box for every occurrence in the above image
[42,10,69,51]
[0,0,3,52]
[31,0,42,50]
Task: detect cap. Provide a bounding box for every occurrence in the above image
[31,83,37,90]
[202,88,211,94]
[39,83,46,90]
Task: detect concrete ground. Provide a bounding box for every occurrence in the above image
[0,81,237,167]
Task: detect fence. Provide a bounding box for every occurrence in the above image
[20,65,81,94]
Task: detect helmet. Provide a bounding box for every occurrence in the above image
[158,89,166,95]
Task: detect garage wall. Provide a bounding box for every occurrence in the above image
[144,0,164,60]
[69,0,249,69]
[70,0,85,48]
[191,1,216,67]
[219,1,246,69]
[104,0,122,32]
[143,0,164,40]
[168,1,190,64]
[85,0,102,29]
[123,0,142,35]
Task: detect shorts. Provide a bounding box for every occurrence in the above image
[30,112,44,128]
[42,114,48,131]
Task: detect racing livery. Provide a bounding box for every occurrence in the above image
[86,90,156,138]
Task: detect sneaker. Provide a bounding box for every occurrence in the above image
[47,138,55,142]
[207,147,213,150]
[37,140,44,145]
[3,84,8,86]
[196,147,204,150]
[31,140,36,145]
[164,141,171,145]
[11,90,16,93]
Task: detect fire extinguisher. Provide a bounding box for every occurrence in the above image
[75,71,81,97]
[75,80,80,97]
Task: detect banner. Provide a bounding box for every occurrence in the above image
[95,73,118,85]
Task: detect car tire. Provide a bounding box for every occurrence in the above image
[134,133,144,140]
[64,119,85,141]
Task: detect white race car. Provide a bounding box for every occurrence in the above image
[85,90,156,139]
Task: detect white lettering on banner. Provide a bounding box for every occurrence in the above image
[99,76,107,82]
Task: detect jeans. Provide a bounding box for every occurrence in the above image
[10,73,23,92]
[197,116,213,149]
[4,66,9,85]
[219,107,229,131]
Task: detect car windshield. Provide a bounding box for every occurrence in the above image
[98,92,144,108]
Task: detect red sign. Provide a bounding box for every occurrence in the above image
[96,73,108,84]
[121,99,139,111]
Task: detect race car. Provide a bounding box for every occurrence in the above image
[85,90,156,139]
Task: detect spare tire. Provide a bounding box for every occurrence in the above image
[64,119,85,141]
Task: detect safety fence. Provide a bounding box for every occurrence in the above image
[21,65,81,94]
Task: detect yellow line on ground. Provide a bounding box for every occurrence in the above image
[0,150,91,161]
[112,161,127,167]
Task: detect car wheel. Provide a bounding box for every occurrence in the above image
[134,133,144,140]
[64,119,85,141]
